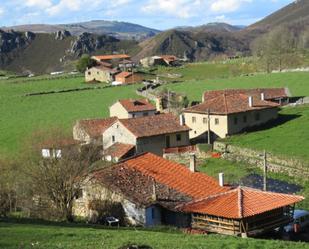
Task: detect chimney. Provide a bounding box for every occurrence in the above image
[179,114,185,126]
[219,173,224,187]
[261,92,265,101]
[248,96,253,107]
[189,153,196,172]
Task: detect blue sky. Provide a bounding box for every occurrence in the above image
[0,0,295,30]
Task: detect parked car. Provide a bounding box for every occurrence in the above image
[284,209,309,233]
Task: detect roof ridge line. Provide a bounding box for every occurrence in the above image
[238,187,243,218]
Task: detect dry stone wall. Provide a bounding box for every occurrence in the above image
[213,142,309,177]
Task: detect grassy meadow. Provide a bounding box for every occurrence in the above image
[0,63,308,161]
[1,220,309,249]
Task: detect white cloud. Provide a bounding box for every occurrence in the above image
[0,7,4,16]
[46,0,132,16]
[210,0,252,13]
[142,0,202,19]
[25,0,53,8]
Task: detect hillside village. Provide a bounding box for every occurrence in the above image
[1,1,309,249]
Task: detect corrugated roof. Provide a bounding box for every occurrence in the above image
[184,93,279,115]
[203,88,289,102]
[118,99,156,113]
[180,187,304,219]
[119,113,190,138]
[77,117,118,138]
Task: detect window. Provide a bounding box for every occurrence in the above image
[203,117,207,124]
[234,117,238,125]
[176,134,182,141]
[243,115,247,123]
[97,71,99,75]
[132,114,136,118]
[42,149,50,158]
[53,149,62,158]
[255,113,260,121]
[215,118,219,125]
[88,72,91,75]
[112,135,115,143]
[143,112,149,117]
[192,117,196,123]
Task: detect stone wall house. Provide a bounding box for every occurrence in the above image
[74,152,226,227]
[102,113,190,156]
[109,99,157,119]
[85,66,119,83]
[74,153,304,236]
[73,117,118,145]
[183,92,279,142]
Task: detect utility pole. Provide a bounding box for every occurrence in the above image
[167,90,170,112]
[207,108,211,145]
[263,150,267,191]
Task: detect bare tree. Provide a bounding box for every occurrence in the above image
[21,128,102,222]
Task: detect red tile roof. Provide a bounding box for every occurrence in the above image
[118,99,156,113]
[119,113,190,138]
[92,54,130,61]
[203,88,290,102]
[160,55,177,63]
[180,187,304,219]
[115,71,133,78]
[184,93,279,115]
[122,152,229,199]
[78,117,118,138]
[40,138,80,148]
[104,143,135,159]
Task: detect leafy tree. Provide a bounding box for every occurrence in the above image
[76,54,96,73]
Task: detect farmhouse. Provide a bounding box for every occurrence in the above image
[179,187,304,237]
[102,113,190,156]
[114,71,142,84]
[140,55,179,68]
[183,92,279,142]
[74,153,304,237]
[85,66,119,83]
[109,99,157,119]
[203,88,291,106]
[73,117,118,145]
[74,152,228,226]
[40,138,80,159]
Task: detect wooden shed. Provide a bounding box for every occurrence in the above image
[179,187,304,237]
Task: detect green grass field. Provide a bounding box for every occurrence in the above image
[1,220,309,249]
[223,105,309,162]
[0,65,308,161]
[0,76,139,155]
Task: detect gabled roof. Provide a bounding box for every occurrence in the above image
[119,113,190,138]
[92,54,130,61]
[77,117,118,138]
[203,88,290,102]
[92,153,228,208]
[115,71,133,78]
[117,99,156,113]
[179,186,304,219]
[184,93,279,115]
[104,143,135,159]
[121,153,229,199]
